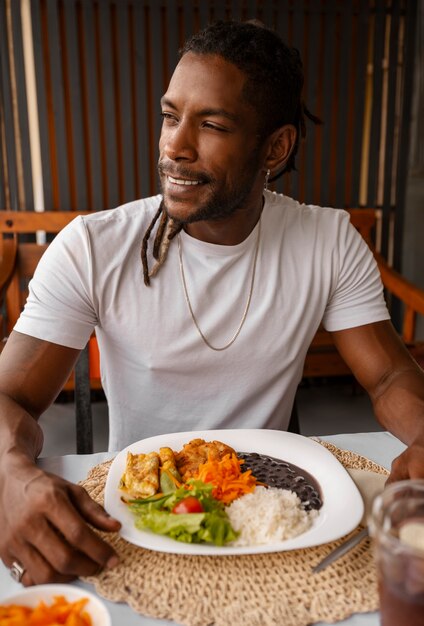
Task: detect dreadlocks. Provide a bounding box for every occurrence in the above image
[141,20,321,284]
[141,200,183,285]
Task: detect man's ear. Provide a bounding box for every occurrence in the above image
[264,124,297,174]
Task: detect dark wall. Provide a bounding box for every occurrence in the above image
[0,0,418,266]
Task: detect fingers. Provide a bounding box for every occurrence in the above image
[68,484,121,532]
[40,484,120,572]
[388,444,424,483]
[3,547,74,587]
[0,474,121,584]
[4,509,117,585]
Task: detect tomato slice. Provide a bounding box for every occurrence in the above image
[172,496,204,514]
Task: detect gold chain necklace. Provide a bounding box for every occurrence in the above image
[177,220,261,351]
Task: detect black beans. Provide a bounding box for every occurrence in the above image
[238,452,323,511]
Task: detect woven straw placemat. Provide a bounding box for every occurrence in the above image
[81,440,388,626]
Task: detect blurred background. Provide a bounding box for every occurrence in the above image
[0,0,423,451]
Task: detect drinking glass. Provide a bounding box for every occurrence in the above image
[369,479,424,626]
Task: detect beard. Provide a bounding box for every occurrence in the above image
[158,150,261,225]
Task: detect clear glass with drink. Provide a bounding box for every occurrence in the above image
[370,479,424,626]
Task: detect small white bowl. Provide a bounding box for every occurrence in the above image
[0,584,111,626]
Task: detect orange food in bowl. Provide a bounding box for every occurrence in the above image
[0,594,92,625]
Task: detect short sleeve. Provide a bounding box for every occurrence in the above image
[322,212,390,332]
[14,216,97,349]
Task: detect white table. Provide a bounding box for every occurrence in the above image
[0,432,406,625]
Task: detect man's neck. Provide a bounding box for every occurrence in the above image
[184,196,264,245]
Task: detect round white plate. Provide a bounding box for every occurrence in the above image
[1,584,111,626]
[104,429,364,555]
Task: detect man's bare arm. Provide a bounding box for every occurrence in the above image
[0,331,120,586]
[331,320,424,480]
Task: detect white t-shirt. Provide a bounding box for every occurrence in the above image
[15,191,390,450]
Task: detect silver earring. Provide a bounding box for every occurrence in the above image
[264,168,271,191]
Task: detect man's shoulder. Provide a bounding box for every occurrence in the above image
[79,195,163,229]
[264,191,351,233]
[265,191,349,216]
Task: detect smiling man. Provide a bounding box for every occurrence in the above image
[158,53,268,233]
[0,20,423,586]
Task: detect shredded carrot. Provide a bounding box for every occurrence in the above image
[0,595,92,626]
[193,453,257,504]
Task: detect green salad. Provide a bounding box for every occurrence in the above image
[128,480,238,546]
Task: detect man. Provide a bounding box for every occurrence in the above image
[0,20,423,586]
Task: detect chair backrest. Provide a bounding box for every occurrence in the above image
[347,208,424,344]
[0,211,91,335]
[0,210,98,453]
[303,207,424,379]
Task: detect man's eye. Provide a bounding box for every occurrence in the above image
[161,112,177,123]
[202,122,228,132]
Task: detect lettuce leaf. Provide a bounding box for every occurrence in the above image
[128,480,238,546]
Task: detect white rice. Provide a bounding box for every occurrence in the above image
[226,486,318,546]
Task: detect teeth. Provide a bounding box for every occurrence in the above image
[168,175,200,186]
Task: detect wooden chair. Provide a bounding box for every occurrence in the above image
[0,210,101,453]
[303,208,424,379]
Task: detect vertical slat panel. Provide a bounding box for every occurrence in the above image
[0,70,6,210]
[31,0,54,211]
[319,0,336,207]
[327,2,343,208]
[343,0,359,208]
[230,0,243,22]
[0,2,19,210]
[114,0,135,203]
[303,1,321,205]
[133,1,151,198]
[311,6,326,204]
[110,1,124,204]
[295,2,309,204]
[288,0,306,202]
[0,0,19,211]
[392,0,417,270]
[334,0,353,208]
[261,0,274,27]
[276,0,290,53]
[10,0,34,211]
[245,0,258,21]
[367,0,386,208]
[198,0,211,28]
[382,1,400,213]
[80,0,103,209]
[166,0,179,79]
[274,0,291,196]
[373,4,390,259]
[97,1,119,208]
[147,1,165,194]
[127,1,140,199]
[349,0,369,207]
[211,0,226,22]
[182,0,195,42]
[0,8,8,212]
[45,0,71,210]
[61,0,87,210]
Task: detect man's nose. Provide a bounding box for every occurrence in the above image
[162,122,197,161]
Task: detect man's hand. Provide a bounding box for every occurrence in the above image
[0,333,121,584]
[0,458,121,585]
[387,436,424,484]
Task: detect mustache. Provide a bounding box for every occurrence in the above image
[157,161,214,185]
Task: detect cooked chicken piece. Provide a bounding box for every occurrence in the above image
[159,447,181,480]
[175,439,236,481]
[119,451,160,498]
